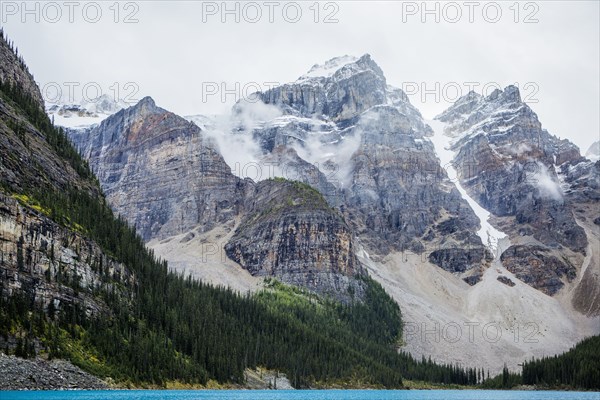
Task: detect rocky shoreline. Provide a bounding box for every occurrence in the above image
[0,353,108,390]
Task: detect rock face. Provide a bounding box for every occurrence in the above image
[344,105,485,268]
[225,179,366,303]
[70,97,244,241]
[64,53,598,309]
[500,245,576,295]
[0,193,131,320]
[559,157,600,206]
[259,146,340,206]
[436,86,597,296]
[438,87,587,252]
[0,353,108,390]
[559,158,600,315]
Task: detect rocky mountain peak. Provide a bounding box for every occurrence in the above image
[435,90,481,124]
[439,85,522,117]
[463,90,481,101]
[68,97,239,241]
[128,96,159,116]
[255,54,387,123]
[227,55,485,273]
[437,84,540,145]
[86,96,177,149]
[67,92,372,301]
[485,84,521,105]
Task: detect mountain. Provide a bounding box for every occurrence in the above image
[436,86,599,303]
[69,55,494,298]
[69,96,243,242]
[248,54,488,276]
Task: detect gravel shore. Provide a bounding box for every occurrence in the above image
[0,353,108,390]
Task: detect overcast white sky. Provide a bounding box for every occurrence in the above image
[2,1,599,151]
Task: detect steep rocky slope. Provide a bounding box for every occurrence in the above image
[0,192,131,324]
[0,32,128,329]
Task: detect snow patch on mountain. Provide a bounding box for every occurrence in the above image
[428,119,507,255]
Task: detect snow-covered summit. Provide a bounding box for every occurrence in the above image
[46,94,128,129]
[585,140,600,162]
[298,55,358,81]
[295,54,383,84]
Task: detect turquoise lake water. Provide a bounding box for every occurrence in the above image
[1,390,599,400]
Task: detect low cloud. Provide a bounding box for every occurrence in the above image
[530,162,563,201]
[199,100,282,179]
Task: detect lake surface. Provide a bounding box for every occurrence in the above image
[1,390,599,400]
